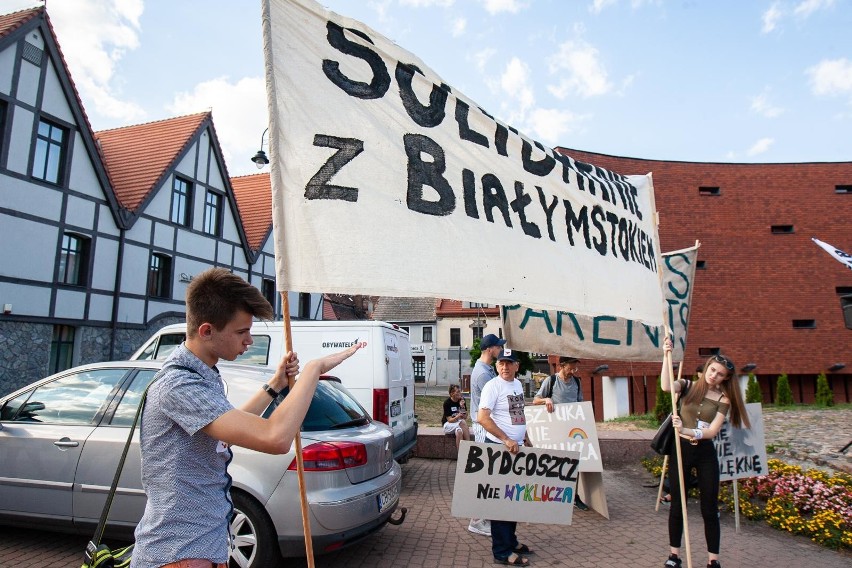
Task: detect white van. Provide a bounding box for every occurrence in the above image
[130,320,417,462]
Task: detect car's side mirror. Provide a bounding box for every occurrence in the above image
[19,401,45,419]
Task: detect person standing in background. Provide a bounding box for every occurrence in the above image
[467,333,504,536]
[531,355,589,511]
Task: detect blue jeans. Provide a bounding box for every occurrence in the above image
[486,439,519,559]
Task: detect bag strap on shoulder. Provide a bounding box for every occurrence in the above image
[88,364,192,549]
[544,374,557,399]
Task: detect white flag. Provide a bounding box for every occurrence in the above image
[812,238,852,271]
[263,0,665,325]
[503,244,699,361]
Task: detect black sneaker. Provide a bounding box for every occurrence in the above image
[574,496,589,511]
[707,562,721,568]
[664,554,682,568]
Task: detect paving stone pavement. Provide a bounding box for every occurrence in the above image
[761,407,852,475]
[1,458,849,568]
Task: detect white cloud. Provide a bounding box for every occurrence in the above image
[589,0,617,14]
[762,0,833,33]
[46,0,146,123]
[807,58,852,96]
[750,91,784,118]
[527,108,585,144]
[761,3,783,33]
[168,76,268,176]
[471,48,497,74]
[500,57,535,111]
[546,40,612,99]
[589,0,658,14]
[747,137,774,156]
[400,0,454,6]
[450,17,466,37]
[794,0,835,18]
[366,0,394,23]
[479,0,528,15]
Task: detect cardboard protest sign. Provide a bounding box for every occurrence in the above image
[262,0,664,324]
[525,402,602,472]
[503,244,699,360]
[713,403,767,482]
[451,441,580,525]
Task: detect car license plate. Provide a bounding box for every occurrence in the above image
[377,483,399,513]
[390,400,401,417]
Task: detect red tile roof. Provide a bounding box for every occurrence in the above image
[230,173,272,252]
[0,8,40,40]
[94,112,209,212]
[435,299,499,317]
[322,297,338,320]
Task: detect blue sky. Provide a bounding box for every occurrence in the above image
[5,0,850,176]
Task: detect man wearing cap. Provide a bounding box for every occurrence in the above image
[478,348,534,566]
[532,355,589,511]
[467,333,505,536]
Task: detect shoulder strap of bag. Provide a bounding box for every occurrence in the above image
[88,364,191,547]
[89,378,154,549]
[545,374,557,399]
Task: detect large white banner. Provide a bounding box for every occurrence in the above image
[503,244,699,360]
[263,0,665,324]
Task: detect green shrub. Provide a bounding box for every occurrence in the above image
[653,376,672,423]
[745,372,763,404]
[815,372,834,407]
[776,374,794,406]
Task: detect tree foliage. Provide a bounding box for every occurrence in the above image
[815,372,834,407]
[775,373,794,406]
[653,376,672,424]
[745,372,763,404]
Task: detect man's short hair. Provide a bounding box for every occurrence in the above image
[185,268,274,337]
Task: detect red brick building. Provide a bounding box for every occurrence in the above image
[549,148,851,415]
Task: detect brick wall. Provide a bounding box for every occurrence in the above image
[552,150,852,410]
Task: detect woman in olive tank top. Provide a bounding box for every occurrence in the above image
[659,338,750,568]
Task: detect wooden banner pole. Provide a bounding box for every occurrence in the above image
[733,479,741,532]
[280,291,315,568]
[655,454,669,512]
[666,349,692,568]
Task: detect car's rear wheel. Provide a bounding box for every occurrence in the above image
[229,491,281,568]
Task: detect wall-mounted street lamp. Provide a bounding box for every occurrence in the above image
[741,363,757,373]
[250,127,270,169]
[828,363,846,372]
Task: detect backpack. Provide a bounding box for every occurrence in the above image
[543,374,581,400]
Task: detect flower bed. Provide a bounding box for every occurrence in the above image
[642,456,852,550]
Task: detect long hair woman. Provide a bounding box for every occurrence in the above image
[660,338,750,568]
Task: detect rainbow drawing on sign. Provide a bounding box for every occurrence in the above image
[568,428,587,440]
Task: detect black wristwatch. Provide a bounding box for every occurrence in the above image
[262,383,280,399]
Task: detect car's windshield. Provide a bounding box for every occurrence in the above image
[263,379,368,431]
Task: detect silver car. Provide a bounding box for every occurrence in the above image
[0,360,402,566]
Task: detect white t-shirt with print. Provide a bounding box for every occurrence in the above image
[479,376,526,444]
